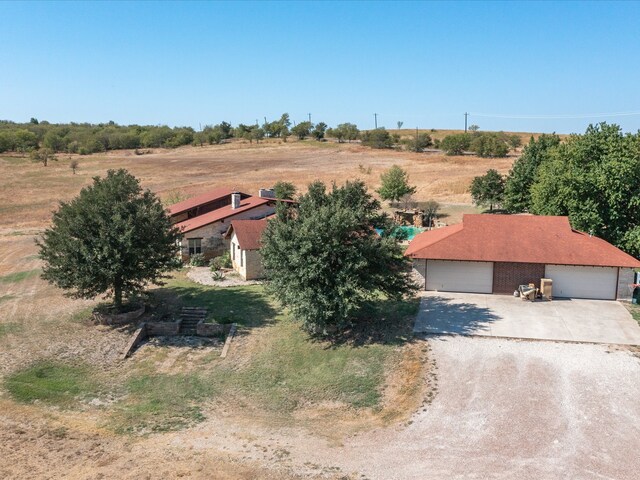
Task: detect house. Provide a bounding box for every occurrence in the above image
[225,218,269,280]
[405,214,640,300]
[169,188,279,260]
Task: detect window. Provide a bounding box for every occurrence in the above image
[232,242,236,261]
[240,249,243,267]
[188,238,202,255]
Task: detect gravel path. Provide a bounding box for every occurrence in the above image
[187,266,262,287]
[173,336,640,479]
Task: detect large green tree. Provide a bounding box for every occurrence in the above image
[503,134,561,213]
[261,180,416,334]
[38,169,180,310]
[273,181,297,200]
[530,123,640,257]
[376,165,417,203]
[440,133,471,155]
[469,169,505,212]
[291,121,313,140]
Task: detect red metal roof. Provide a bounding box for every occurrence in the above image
[167,187,237,216]
[405,214,640,268]
[176,196,272,233]
[227,218,269,250]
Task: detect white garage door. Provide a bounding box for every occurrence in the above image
[545,265,618,300]
[426,260,494,293]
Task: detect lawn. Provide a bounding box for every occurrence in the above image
[627,303,640,325]
[0,269,40,284]
[5,272,421,435]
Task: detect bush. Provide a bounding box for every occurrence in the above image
[209,251,231,270]
[189,253,206,267]
[440,133,472,155]
[360,128,394,149]
[211,270,225,281]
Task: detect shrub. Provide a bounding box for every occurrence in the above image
[211,270,225,281]
[209,251,231,270]
[189,253,206,267]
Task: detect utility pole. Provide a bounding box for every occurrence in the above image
[374,113,378,129]
[264,116,267,126]
[308,113,311,123]
[464,112,468,133]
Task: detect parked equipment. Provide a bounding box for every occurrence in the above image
[519,284,537,301]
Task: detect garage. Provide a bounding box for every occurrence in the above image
[427,260,493,293]
[545,265,618,300]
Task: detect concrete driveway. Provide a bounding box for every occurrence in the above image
[414,292,640,345]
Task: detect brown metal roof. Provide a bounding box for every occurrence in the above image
[167,187,238,216]
[176,196,272,233]
[226,218,269,250]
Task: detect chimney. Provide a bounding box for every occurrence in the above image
[259,188,276,199]
[231,192,241,209]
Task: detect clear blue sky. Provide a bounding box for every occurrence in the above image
[1,1,639,133]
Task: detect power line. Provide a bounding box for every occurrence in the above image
[470,110,640,119]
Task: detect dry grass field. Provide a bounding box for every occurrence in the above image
[0,140,516,478]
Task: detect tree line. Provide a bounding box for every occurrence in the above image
[469,123,640,258]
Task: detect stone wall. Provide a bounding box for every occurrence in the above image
[493,262,546,294]
[412,259,427,289]
[196,321,233,337]
[145,320,181,336]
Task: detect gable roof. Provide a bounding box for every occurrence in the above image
[226,218,269,250]
[406,214,640,268]
[167,187,237,216]
[176,196,272,233]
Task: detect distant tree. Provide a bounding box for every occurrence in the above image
[30,148,57,167]
[30,117,39,124]
[252,127,265,143]
[273,181,297,200]
[342,123,360,142]
[261,180,417,334]
[377,165,417,203]
[508,134,522,150]
[43,131,66,152]
[470,133,509,157]
[361,128,394,149]
[70,159,79,174]
[422,200,440,228]
[468,124,480,132]
[503,134,561,213]
[397,121,404,129]
[14,129,38,152]
[37,169,180,311]
[469,169,505,212]
[291,121,313,140]
[405,132,433,152]
[440,133,471,155]
[312,122,328,141]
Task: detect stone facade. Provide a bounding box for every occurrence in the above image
[181,204,275,261]
[230,232,265,280]
[493,262,546,294]
[617,267,636,301]
[412,259,427,289]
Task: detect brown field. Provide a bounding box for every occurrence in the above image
[0,141,513,478]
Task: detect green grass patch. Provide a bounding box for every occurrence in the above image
[5,361,101,406]
[0,294,16,304]
[0,269,40,284]
[627,303,640,325]
[0,322,22,337]
[109,373,218,434]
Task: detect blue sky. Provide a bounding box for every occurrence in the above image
[1,1,639,133]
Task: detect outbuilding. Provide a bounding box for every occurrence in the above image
[405,214,640,301]
[225,218,269,280]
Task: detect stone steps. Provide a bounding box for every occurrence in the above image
[179,307,207,335]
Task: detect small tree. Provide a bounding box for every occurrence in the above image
[70,159,79,174]
[376,165,417,204]
[312,122,327,141]
[405,133,432,152]
[30,148,57,167]
[468,124,480,132]
[397,121,404,129]
[361,128,394,149]
[469,169,505,212]
[261,180,416,334]
[37,169,181,311]
[291,121,313,140]
[273,181,297,200]
[422,200,440,228]
[440,133,471,155]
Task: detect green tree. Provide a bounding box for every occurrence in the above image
[468,124,480,132]
[30,148,57,167]
[503,134,561,213]
[376,165,417,203]
[273,181,297,200]
[261,180,416,334]
[422,200,440,228]
[291,121,312,140]
[440,133,471,155]
[404,132,432,152]
[312,122,327,140]
[470,133,509,157]
[37,169,180,311]
[361,128,394,149]
[469,169,505,212]
[529,123,640,257]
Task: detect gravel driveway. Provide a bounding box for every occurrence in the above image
[174,336,640,479]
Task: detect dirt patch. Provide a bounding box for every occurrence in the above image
[187,266,262,287]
